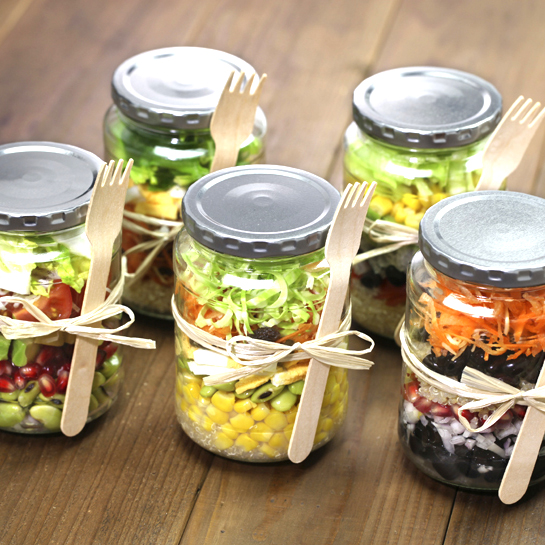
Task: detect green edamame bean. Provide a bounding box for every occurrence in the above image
[215,381,237,392]
[177,355,189,371]
[235,388,255,399]
[29,405,62,431]
[18,381,40,407]
[0,402,25,428]
[47,394,65,408]
[0,391,19,402]
[270,390,297,412]
[288,380,305,396]
[101,353,121,379]
[88,394,99,413]
[92,372,106,390]
[92,388,111,407]
[102,372,121,397]
[250,382,284,403]
[199,385,217,398]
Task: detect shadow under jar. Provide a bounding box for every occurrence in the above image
[0,142,123,434]
[104,47,267,319]
[400,191,545,490]
[344,67,502,339]
[173,165,349,462]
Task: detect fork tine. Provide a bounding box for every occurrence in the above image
[102,160,115,187]
[244,73,256,93]
[351,182,368,207]
[111,159,124,186]
[223,70,235,93]
[232,71,245,93]
[529,105,545,128]
[362,182,377,207]
[121,158,134,186]
[512,98,533,121]
[520,101,541,124]
[342,183,356,209]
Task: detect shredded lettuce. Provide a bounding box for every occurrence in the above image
[179,241,329,337]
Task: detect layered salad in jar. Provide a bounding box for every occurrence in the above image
[0,228,123,433]
[401,256,545,489]
[174,237,348,462]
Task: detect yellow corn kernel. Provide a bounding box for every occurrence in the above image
[211,391,236,413]
[330,401,346,421]
[320,417,334,432]
[234,399,256,414]
[230,413,255,433]
[369,195,393,217]
[259,444,277,458]
[321,392,332,408]
[284,423,294,440]
[181,369,199,384]
[176,374,184,396]
[329,383,341,405]
[285,405,298,424]
[431,192,448,205]
[394,206,410,224]
[401,193,421,212]
[187,405,203,423]
[235,434,259,452]
[206,404,230,425]
[202,416,215,432]
[326,373,336,392]
[182,385,196,405]
[197,396,211,408]
[249,422,274,443]
[221,422,239,440]
[269,432,288,450]
[333,367,345,384]
[314,431,328,445]
[214,433,234,451]
[418,195,432,209]
[179,397,189,413]
[264,410,288,431]
[405,211,425,229]
[251,403,271,422]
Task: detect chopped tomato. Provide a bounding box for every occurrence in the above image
[13,282,73,321]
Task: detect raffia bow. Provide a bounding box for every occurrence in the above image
[122,209,183,286]
[172,297,375,385]
[353,218,418,265]
[0,275,155,349]
[400,324,545,433]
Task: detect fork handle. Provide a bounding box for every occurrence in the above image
[60,252,110,436]
[210,142,240,173]
[288,273,349,463]
[475,167,506,191]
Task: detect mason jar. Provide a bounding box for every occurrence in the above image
[0,142,123,434]
[400,191,545,490]
[173,165,349,462]
[344,67,502,339]
[104,47,267,319]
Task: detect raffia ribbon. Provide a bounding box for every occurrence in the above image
[400,324,545,433]
[122,209,183,286]
[172,297,375,386]
[353,218,418,265]
[0,275,155,349]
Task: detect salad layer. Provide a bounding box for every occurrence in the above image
[173,235,348,460]
[104,106,265,319]
[0,228,123,433]
[343,122,486,338]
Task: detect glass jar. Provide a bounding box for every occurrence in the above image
[0,142,123,434]
[173,165,348,462]
[104,47,267,319]
[344,67,502,339]
[400,191,545,490]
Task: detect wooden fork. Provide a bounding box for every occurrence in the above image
[61,158,133,437]
[210,70,266,172]
[476,96,545,191]
[288,181,377,463]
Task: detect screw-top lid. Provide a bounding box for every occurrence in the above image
[111,47,257,130]
[353,66,502,149]
[0,142,104,232]
[182,165,340,258]
[419,191,545,288]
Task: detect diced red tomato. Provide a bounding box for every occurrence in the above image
[12,282,73,321]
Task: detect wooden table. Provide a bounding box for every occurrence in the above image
[1,1,545,543]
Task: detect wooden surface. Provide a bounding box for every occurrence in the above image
[2,1,545,543]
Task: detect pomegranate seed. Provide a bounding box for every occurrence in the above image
[512,405,527,419]
[429,402,453,418]
[19,363,40,379]
[413,396,433,414]
[101,342,118,359]
[0,360,12,376]
[459,409,474,422]
[56,369,69,394]
[403,381,420,403]
[0,376,16,393]
[59,362,71,372]
[96,349,107,369]
[39,363,58,379]
[12,370,27,390]
[38,374,56,397]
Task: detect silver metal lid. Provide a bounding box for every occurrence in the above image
[112,47,257,130]
[182,165,340,258]
[353,66,502,149]
[0,142,104,232]
[419,191,545,288]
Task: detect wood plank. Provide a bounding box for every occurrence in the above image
[180,340,454,545]
[369,0,545,197]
